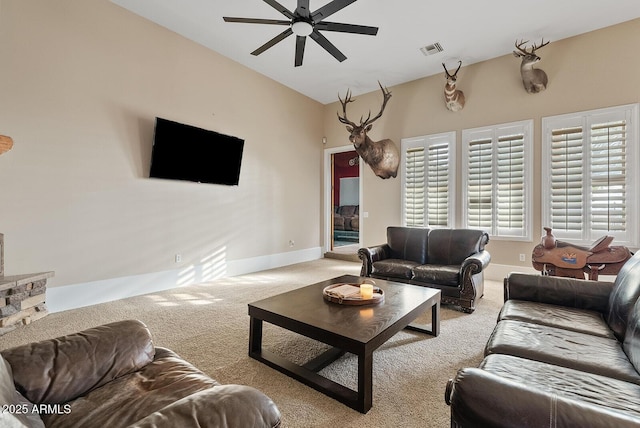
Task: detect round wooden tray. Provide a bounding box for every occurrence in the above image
[322,283,384,306]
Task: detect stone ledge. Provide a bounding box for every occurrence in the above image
[0,272,54,335]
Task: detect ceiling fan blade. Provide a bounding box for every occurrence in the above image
[263,0,295,19]
[223,17,291,25]
[311,0,357,21]
[251,28,293,56]
[309,30,347,62]
[295,0,310,18]
[294,35,306,67]
[315,22,378,35]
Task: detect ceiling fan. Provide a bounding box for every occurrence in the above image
[223,0,378,67]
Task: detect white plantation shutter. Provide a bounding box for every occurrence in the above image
[401,133,455,228]
[463,121,532,240]
[549,126,583,235]
[590,121,627,233]
[426,143,450,227]
[404,146,426,226]
[466,138,493,229]
[496,133,525,236]
[543,104,639,246]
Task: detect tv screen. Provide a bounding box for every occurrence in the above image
[149,117,244,186]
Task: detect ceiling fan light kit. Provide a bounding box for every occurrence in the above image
[223,0,378,67]
[292,21,313,36]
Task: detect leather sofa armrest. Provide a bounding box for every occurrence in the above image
[1,320,155,405]
[358,244,390,276]
[504,273,613,312]
[446,368,640,428]
[129,385,282,428]
[461,250,491,274]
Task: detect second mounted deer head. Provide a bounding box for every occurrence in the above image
[337,82,399,179]
[513,39,550,94]
[442,61,465,112]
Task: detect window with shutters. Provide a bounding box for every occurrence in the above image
[542,104,639,246]
[400,132,455,228]
[462,120,532,240]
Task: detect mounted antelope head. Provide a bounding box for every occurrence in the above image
[337,82,399,179]
[442,61,465,112]
[513,39,550,93]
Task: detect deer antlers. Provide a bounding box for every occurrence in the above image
[513,39,550,57]
[337,82,392,129]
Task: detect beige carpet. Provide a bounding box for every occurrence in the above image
[0,258,504,428]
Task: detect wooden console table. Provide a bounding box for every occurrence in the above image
[0,271,54,335]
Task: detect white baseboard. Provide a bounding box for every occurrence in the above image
[484,264,537,282]
[47,247,323,313]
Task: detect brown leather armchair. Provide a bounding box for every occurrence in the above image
[358,227,490,313]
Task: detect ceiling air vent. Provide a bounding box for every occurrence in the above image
[420,42,444,56]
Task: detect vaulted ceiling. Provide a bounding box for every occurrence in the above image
[111,0,640,104]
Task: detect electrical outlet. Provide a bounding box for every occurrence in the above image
[175,254,182,263]
[288,240,295,247]
[519,254,526,262]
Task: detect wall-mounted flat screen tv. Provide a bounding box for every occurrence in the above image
[149,117,244,186]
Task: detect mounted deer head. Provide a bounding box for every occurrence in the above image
[513,39,550,93]
[442,61,465,111]
[337,82,399,179]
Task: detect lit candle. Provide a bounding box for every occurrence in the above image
[360,283,374,299]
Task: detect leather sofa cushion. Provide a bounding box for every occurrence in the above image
[607,251,640,340]
[372,259,419,280]
[129,385,282,428]
[485,320,640,384]
[480,353,640,420]
[338,205,357,217]
[499,300,615,339]
[1,320,155,405]
[427,229,487,265]
[623,297,640,375]
[386,226,429,264]
[412,264,459,286]
[42,347,221,428]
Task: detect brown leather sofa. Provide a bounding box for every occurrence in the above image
[334,205,359,231]
[445,250,640,427]
[0,320,281,428]
[358,227,491,313]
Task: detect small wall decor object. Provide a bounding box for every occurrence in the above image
[513,39,550,93]
[336,82,400,179]
[442,61,465,111]
[0,135,13,155]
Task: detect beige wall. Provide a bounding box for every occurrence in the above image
[0,0,324,288]
[1,1,638,294]
[323,18,640,269]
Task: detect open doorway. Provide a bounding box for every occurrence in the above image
[324,146,362,256]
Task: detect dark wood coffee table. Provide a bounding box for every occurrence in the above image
[248,274,440,413]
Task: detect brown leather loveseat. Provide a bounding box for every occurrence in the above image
[445,250,640,427]
[0,319,281,428]
[358,227,490,313]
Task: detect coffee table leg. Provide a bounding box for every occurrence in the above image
[431,300,440,337]
[357,352,373,413]
[249,316,263,355]
[406,300,440,336]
